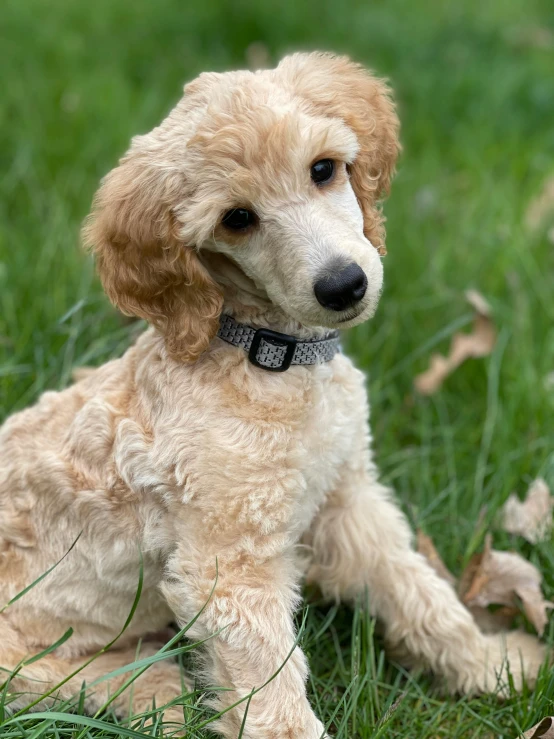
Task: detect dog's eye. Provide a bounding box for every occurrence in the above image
[310,159,335,185]
[221,208,256,231]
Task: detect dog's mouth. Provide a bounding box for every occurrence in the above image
[337,308,364,324]
[326,293,381,328]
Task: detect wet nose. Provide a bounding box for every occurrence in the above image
[313,262,368,312]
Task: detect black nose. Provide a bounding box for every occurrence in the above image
[314,262,368,312]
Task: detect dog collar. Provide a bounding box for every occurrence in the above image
[217,314,341,372]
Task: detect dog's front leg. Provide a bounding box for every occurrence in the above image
[162,534,327,739]
[307,442,547,695]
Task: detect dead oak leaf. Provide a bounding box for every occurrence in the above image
[520,717,554,739]
[71,366,96,383]
[414,289,496,395]
[416,530,551,634]
[501,479,554,544]
[417,530,515,633]
[416,530,456,586]
[459,534,553,636]
[245,41,271,69]
[465,289,492,317]
[467,605,519,634]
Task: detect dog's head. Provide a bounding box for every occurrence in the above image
[84,52,400,362]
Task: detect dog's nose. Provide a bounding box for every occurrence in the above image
[314,262,368,312]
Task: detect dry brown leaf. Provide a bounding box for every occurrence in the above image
[72,366,96,383]
[459,534,553,636]
[245,42,271,70]
[416,529,514,633]
[501,479,554,544]
[414,290,497,395]
[416,530,456,585]
[416,530,548,634]
[520,717,554,739]
[468,604,519,634]
[465,289,492,317]
[526,176,554,232]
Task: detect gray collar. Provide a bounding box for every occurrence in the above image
[216,314,341,372]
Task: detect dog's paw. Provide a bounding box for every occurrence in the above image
[462,631,548,696]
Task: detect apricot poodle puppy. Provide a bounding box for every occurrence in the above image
[0,52,546,738]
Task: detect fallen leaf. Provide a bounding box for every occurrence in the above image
[72,367,96,383]
[417,530,456,585]
[414,290,497,395]
[416,529,552,634]
[526,176,554,232]
[468,605,519,634]
[245,42,271,70]
[501,479,554,543]
[520,717,554,739]
[465,289,492,317]
[459,534,553,636]
[416,528,515,632]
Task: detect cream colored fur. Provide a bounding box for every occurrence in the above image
[0,52,547,738]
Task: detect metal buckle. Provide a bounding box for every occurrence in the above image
[248,328,297,372]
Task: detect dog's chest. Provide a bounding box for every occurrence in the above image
[157,354,369,539]
[290,359,367,529]
[113,351,369,545]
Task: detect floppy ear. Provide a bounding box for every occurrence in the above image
[82,147,223,363]
[278,52,400,254]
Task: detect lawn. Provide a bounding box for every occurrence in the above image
[1,0,554,736]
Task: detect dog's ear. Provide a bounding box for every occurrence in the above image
[83,146,223,363]
[278,52,400,254]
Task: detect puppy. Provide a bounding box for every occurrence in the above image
[0,52,546,738]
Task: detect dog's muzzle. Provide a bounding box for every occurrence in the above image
[314,262,368,312]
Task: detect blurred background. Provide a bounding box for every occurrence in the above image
[1,0,554,733]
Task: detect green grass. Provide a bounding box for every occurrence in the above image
[1,0,554,736]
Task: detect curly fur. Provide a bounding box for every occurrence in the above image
[0,52,546,738]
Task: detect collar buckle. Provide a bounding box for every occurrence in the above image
[248,328,297,372]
